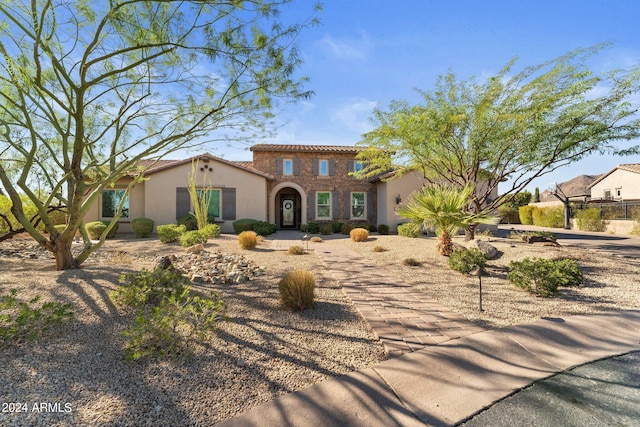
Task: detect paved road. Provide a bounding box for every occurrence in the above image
[462,351,640,427]
[498,224,640,259]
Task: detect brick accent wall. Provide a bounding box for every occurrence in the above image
[253,150,377,225]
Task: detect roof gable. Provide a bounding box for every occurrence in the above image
[136,153,274,180]
[587,163,640,189]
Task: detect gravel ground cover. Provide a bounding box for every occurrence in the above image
[1,230,638,426]
[0,234,384,426]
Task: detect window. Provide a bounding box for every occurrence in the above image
[102,189,129,219]
[354,161,364,172]
[351,192,366,219]
[316,192,331,219]
[196,189,221,219]
[283,159,293,175]
[604,189,612,200]
[319,159,329,176]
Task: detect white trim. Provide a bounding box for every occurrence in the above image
[319,159,329,176]
[316,191,332,220]
[269,182,307,225]
[350,191,366,220]
[283,158,293,175]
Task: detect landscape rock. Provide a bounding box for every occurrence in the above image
[523,235,561,246]
[470,240,499,260]
[186,243,205,254]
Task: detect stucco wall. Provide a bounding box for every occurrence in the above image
[590,169,640,200]
[83,177,142,234]
[144,159,267,233]
[376,171,426,232]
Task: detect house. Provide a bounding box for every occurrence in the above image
[588,164,640,201]
[538,174,601,204]
[84,144,497,234]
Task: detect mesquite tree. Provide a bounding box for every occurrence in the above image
[0,0,320,269]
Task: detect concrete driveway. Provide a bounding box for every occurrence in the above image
[497,224,640,259]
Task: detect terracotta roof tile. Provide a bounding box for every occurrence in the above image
[250,144,361,153]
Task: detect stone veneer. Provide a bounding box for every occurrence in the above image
[251,146,376,227]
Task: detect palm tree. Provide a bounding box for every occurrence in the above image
[397,184,495,256]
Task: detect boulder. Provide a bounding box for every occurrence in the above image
[469,240,499,260]
[523,235,560,246]
[156,255,173,270]
[186,243,205,254]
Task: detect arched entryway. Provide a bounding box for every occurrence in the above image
[270,182,307,230]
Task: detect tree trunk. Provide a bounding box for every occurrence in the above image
[465,223,478,241]
[51,239,78,270]
[437,231,453,256]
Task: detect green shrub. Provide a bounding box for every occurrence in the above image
[179,230,208,247]
[278,270,316,311]
[369,224,377,232]
[449,248,487,274]
[0,289,73,348]
[232,218,259,234]
[157,224,186,243]
[307,222,320,234]
[238,230,258,250]
[299,224,308,232]
[398,222,421,238]
[403,257,422,266]
[177,214,198,231]
[498,206,521,224]
[377,224,389,235]
[518,205,536,225]
[508,258,583,298]
[253,221,276,236]
[101,221,119,238]
[131,217,154,238]
[576,208,606,232]
[200,223,221,238]
[340,223,354,235]
[350,228,369,242]
[331,222,343,233]
[112,268,226,360]
[531,206,564,228]
[320,224,333,235]
[288,245,306,255]
[85,221,107,240]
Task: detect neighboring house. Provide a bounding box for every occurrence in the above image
[588,164,640,201]
[84,144,499,233]
[538,174,601,204]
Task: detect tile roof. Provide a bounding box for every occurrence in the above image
[588,163,640,189]
[132,154,274,180]
[250,144,361,153]
[539,174,601,201]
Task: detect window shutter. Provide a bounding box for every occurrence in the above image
[275,158,282,174]
[222,188,236,220]
[329,160,336,176]
[348,160,354,173]
[176,187,190,220]
[332,191,340,219]
[309,191,315,219]
[343,190,350,219]
[293,158,300,175]
[312,159,319,176]
[367,191,374,221]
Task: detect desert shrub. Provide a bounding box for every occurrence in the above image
[531,206,564,228]
[306,222,320,234]
[576,208,606,232]
[310,236,323,242]
[403,257,422,266]
[369,224,377,232]
[299,224,308,232]
[340,223,354,235]
[131,217,155,238]
[252,221,276,236]
[288,245,306,255]
[331,222,343,233]
[278,270,316,311]
[179,230,208,247]
[449,248,487,274]
[200,223,221,238]
[85,221,107,240]
[0,289,73,348]
[377,224,389,235]
[518,205,536,225]
[350,228,369,242]
[157,224,186,243]
[398,222,421,238]
[101,221,119,238]
[508,258,583,298]
[238,230,258,250]
[177,214,198,231]
[373,245,387,252]
[320,224,333,235]
[232,218,258,234]
[112,268,226,360]
[498,206,521,224]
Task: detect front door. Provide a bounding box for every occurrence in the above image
[280,195,296,228]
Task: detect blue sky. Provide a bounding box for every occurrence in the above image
[214,0,640,193]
